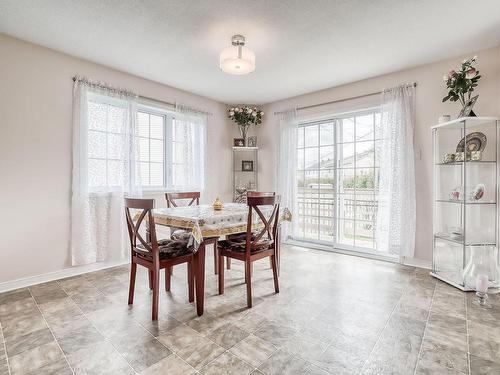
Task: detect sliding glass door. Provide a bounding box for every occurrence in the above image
[295,109,384,254]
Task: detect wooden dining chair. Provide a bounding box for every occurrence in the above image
[226,191,278,272]
[165,192,200,208]
[217,195,280,308]
[125,198,196,320]
[166,191,220,276]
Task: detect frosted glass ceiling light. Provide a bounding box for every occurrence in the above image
[219,34,255,75]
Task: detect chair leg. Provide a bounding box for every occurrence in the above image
[214,246,218,275]
[194,244,206,316]
[245,260,253,308]
[128,262,137,305]
[188,261,194,303]
[269,257,273,269]
[148,269,153,290]
[165,267,171,292]
[226,257,231,269]
[152,267,160,320]
[218,251,224,295]
[245,262,253,284]
[271,255,280,293]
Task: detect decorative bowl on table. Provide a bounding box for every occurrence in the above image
[213,197,223,211]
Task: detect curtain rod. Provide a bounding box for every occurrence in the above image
[273,82,417,115]
[72,76,212,116]
[139,95,213,116]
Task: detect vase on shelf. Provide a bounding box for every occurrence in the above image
[238,123,250,146]
[463,245,500,290]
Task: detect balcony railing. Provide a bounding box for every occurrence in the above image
[296,187,377,247]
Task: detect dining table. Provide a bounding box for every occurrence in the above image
[149,202,277,316]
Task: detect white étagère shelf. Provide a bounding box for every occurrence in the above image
[431,117,500,290]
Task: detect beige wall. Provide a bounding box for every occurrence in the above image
[258,46,500,263]
[1,31,499,284]
[0,34,233,284]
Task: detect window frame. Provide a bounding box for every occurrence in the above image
[293,107,391,257]
[137,103,173,191]
[136,102,206,192]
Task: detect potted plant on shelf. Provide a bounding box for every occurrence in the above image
[228,106,264,146]
[442,56,481,117]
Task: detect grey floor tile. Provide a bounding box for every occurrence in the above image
[258,349,310,375]
[254,321,297,347]
[230,334,277,368]
[139,353,196,375]
[0,297,38,320]
[469,334,500,364]
[207,322,249,349]
[29,282,68,305]
[157,325,225,369]
[57,325,105,354]
[67,341,133,375]
[8,341,64,375]
[5,327,54,357]
[200,351,253,375]
[1,309,47,340]
[280,333,329,362]
[70,292,115,313]
[418,337,468,374]
[6,245,500,375]
[119,338,171,372]
[24,359,72,375]
[0,289,32,306]
[140,314,183,337]
[305,364,331,375]
[470,354,500,375]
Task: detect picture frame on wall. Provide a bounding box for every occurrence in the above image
[242,160,254,171]
[247,136,257,147]
[233,138,245,147]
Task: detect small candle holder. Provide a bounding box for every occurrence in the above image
[473,291,492,309]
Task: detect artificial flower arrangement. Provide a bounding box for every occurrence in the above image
[228,106,264,144]
[442,56,481,115]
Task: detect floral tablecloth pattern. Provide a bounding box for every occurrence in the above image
[151,203,273,249]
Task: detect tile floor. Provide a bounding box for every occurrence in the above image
[0,244,499,374]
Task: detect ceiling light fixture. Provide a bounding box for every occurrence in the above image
[219,34,255,75]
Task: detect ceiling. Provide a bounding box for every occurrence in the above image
[1,1,500,104]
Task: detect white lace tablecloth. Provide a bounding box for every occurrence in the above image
[152,203,273,249]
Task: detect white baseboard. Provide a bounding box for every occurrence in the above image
[0,259,129,294]
[285,240,431,270]
[401,256,431,270]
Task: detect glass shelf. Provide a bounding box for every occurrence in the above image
[435,160,496,166]
[434,233,496,247]
[432,117,499,290]
[435,199,496,205]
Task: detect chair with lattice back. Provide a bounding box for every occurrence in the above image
[124,198,196,320]
[217,195,280,308]
[165,192,219,275]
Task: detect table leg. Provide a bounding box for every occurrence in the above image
[194,243,206,316]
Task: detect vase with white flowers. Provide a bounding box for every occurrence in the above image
[442,56,481,117]
[228,106,264,146]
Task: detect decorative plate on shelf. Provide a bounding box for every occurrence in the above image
[456,132,487,153]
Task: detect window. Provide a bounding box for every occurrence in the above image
[137,104,206,191]
[86,96,205,192]
[87,94,129,190]
[137,109,166,188]
[296,109,381,252]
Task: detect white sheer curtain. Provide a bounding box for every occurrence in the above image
[376,84,416,258]
[277,108,298,241]
[171,104,206,191]
[71,77,141,266]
